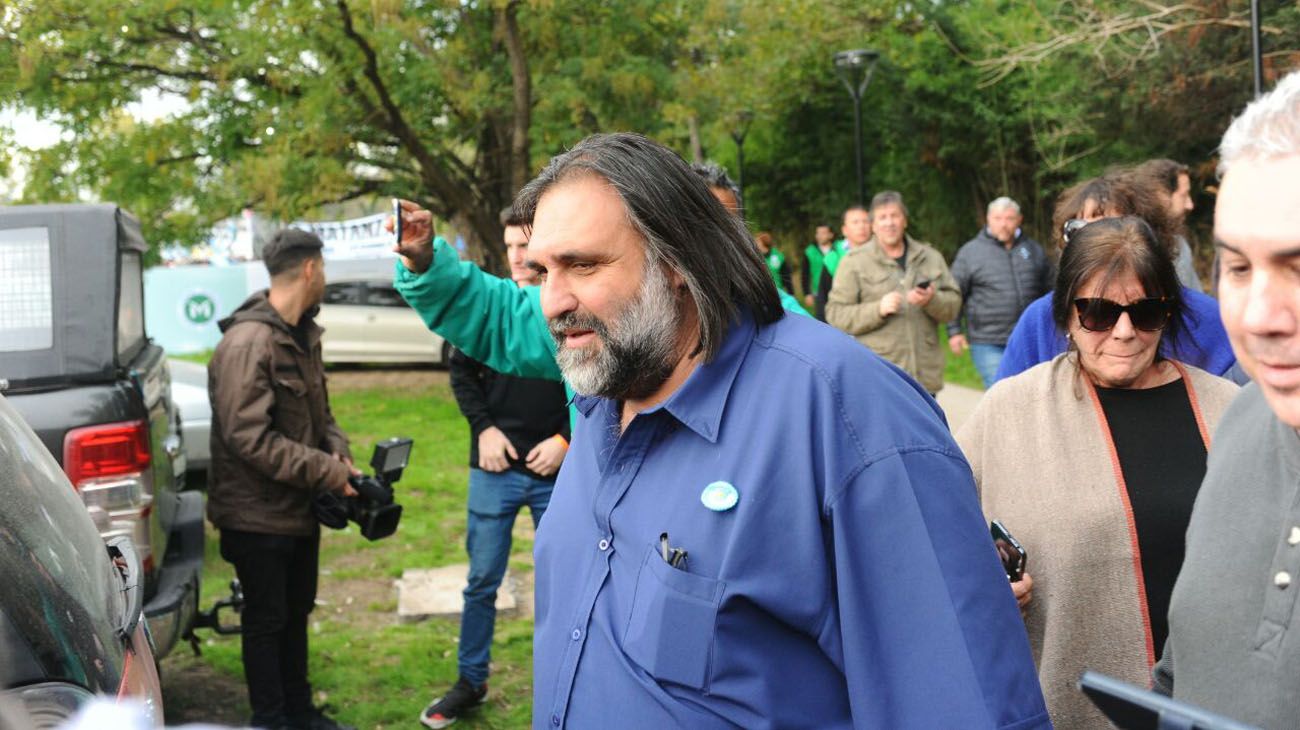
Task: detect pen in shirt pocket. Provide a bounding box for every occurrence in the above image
[659,532,688,569]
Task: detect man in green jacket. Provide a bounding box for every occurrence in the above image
[801,223,837,313]
[391,167,809,386]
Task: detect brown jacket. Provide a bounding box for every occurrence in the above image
[207,291,351,536]
[825,236,961,393]
[957,355,1238,729]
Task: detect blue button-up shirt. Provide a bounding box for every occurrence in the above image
[533,312,1049,729]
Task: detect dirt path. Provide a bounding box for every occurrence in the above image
[161,651,250,726]
[326,366,448,391]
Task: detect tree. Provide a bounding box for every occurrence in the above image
[1,0,535,271]
[3,0,1297,274]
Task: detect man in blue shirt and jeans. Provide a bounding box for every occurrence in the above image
[396,133,1049,729]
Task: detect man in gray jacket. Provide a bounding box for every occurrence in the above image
[1153,69,1300,727]
[208,228,358,730]
[946,197,1053,387]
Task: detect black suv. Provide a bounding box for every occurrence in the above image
[0,204,203,659]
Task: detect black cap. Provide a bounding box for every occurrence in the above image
[263,228,324,276]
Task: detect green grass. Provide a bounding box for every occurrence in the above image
[940,326,986,391]
[943,346,985,391]
[193,375,534,728]
[171,349,214,365]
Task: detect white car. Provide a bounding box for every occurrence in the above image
[318,279,449,364]
[168,358,212,473]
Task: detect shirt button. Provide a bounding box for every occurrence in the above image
[571,628,582,641]
[1276,571,1293,589]
[1288,526,1300,546]
[598,538,610,551]
[551,715,561,727]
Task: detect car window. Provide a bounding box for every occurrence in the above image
[324,282,364,305]
[0,227,54,352]
[366,285,408,308]
[117,252,146,360]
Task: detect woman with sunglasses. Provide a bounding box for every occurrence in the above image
[993,173,1238,383]
[956,216,1239,729]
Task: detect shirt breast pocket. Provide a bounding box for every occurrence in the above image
[623,544,725,691]
[272,377,310,429]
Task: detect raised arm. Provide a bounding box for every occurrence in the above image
[389,199,561,381]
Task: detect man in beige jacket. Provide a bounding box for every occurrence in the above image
[826,191,961,393]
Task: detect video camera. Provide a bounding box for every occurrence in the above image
[314,437,412,541]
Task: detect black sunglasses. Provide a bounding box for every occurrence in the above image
[1073,297,1173,332]
[1062,218,1091,244]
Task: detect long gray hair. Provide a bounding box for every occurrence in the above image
[513,133,783,361]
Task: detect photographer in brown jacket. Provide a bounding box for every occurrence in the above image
[207,228,357,730]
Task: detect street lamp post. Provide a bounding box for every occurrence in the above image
[1250,0,1263,98]
[834,49,880,205]
[730,109,755,204]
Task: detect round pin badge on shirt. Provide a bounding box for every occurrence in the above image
[701,481,739,512]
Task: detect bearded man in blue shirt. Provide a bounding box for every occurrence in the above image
[503,133,1047,729]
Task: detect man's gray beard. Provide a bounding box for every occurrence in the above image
[550,261,683,401]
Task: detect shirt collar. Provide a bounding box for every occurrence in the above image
[570,311,757,443]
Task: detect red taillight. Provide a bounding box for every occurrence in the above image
[63,420,156,573]
[64,420,151,486]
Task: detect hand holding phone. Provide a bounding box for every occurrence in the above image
[990,520,1027,582]
[906,278,935,307]
[388,198,436,274]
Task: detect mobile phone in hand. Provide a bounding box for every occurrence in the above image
[990,520,1027,582]
[392,198,403,245]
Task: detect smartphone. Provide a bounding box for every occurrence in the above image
[990,520,1027,582]
[392,198,403,244]
[914,278,932,290]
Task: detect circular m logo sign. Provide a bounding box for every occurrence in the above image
[181,292,218,326]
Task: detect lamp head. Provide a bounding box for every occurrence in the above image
[834,49,881,95]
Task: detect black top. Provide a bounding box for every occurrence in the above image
[1095,376,1206,657]
[448,348,571,481]
[891,241,908,271]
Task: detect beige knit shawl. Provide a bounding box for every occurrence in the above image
[956,354,1239,730]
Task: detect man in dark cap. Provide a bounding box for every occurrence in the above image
[208,228,358,730]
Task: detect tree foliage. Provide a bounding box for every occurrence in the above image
[1,0,1296,272]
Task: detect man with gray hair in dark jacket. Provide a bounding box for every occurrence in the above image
[946,197,1053,387]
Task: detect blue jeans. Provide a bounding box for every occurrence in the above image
[969,343,1006,389]
[459,468,554,686]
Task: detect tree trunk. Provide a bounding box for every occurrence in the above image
[501,0,531,195]
[688,114,705,164]
[453,207,507,276]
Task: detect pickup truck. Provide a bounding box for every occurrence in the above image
[0,204,203,659]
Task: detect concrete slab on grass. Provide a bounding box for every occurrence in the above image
[396,565,515,623]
